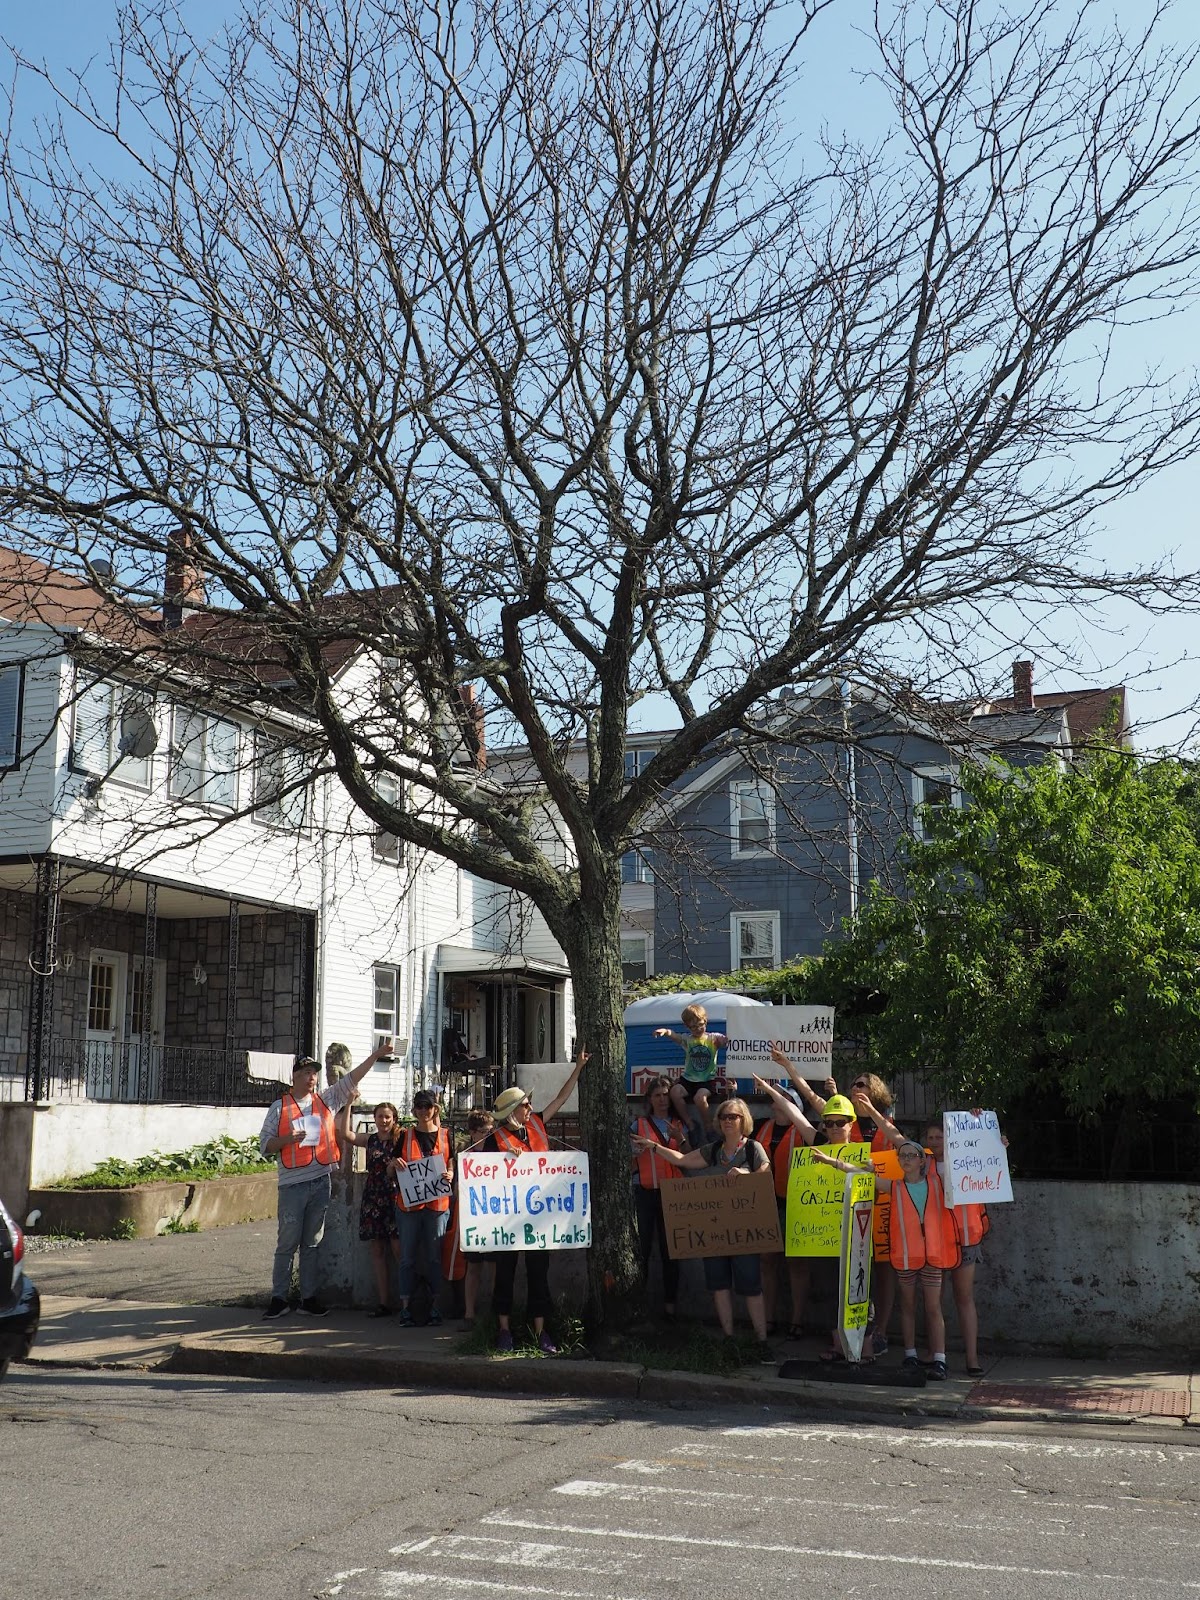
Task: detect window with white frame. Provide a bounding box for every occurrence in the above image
[731,910,780,971]
[620,848,653,884]
[373,965,399,1053]
[71,679,155,787]
[730,779,775,857]
[169,707,238,806]
[0,664,23,769]
[620,933,650,983]
[624,748,653,781]
[373,771,403,863]
[253,735,308,829]
[912,765,960,841]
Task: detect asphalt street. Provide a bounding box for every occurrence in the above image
[3,1368,1197,1600]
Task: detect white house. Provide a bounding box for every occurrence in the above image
[0,548,574,1212]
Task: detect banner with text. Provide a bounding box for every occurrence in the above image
[942,1111,1013,1206]
[784,1142,872,1256]
[723,1004,835,1078]
[660,1168,782,1259]
[395,1153,453,1209]
[456,1150,591,1251]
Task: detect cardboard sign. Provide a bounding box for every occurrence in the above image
[942,1110,1013,1206]
[723,1003,835,1077]
[839,1170,876,1362]
[456,1150,591,1251]
[784,1142,871,1256]
[395,1152,452,1209]
[660,1167,782,1259]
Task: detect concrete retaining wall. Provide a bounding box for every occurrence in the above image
[0,1101,270,1217]
[26,1171,277,1239]
[315,1175,1200,1352]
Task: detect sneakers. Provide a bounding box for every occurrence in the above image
[538,1332,558,1355]
[397,1306,415,1327]
[262,1297,290,1320]
[870,1330,890,1356]
[299,1297,328,1317]
[756,1341,777,1365]
[900,1354,924,1377]
[427,1306,443,1327]
[927,1359,948,1381]
[495,1328,515,1352]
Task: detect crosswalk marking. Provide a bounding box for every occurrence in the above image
[389,1533,624,1574]
[721,1425,1192,1460]
[553,1478,892,1513]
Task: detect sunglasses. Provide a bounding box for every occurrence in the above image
[717,1112,742,1122]
[823,1117,852,1127]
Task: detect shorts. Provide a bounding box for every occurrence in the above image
[702,1253,763,1297]
[677,1077,714,1102]
[958,1243,984,1266]
[896,1265,944,1287]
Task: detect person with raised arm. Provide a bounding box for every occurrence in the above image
[632,1096,775,1363]
[750,1073,818,1340]
[480,1046,588,1354]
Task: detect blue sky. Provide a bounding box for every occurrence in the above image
[5,1,1199,748]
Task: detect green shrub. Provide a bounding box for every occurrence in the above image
[52,1135,274,1190]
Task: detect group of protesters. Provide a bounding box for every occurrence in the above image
[259,999,991,1373]
[631,1001,992,1376]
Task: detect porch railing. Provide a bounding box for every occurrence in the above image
[8,1038,285,1106]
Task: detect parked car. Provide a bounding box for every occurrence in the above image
[0,1197,39,1380]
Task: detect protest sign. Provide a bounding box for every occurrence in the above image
[723,1003,835,1079]
[660,1168,782,1259]
[838,1170,876,1362]
[784,1142,871,1256]
[456,1149,591,1251]
[395,1152,452,1209]
[942,1110,1013,1206]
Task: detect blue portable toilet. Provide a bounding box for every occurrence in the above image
[623,990,771,1097]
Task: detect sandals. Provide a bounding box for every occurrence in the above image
[966,1364,985,1378]
[786,1324,804,1341]
[819,1349,845,1363]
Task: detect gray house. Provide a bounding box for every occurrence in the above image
[641,663,1129,979]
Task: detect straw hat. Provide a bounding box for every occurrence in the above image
[492,1086,530,1120]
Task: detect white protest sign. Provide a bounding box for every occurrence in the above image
[942,1110,1013,1206]
[395,1152,452,1208]
[724,1003,835,1077]
[457,1149,591,1251]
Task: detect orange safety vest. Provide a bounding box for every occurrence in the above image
[395,1126,452,1213]
[633,1116,685,1188]
[279,1091,340,1169]
[492,1113,549,1155]
[754,1119,804,1199]
[888,1160,961,1271]
[932,1158,990,1247]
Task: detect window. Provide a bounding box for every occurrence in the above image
[0,664,22,768]
[731,911,779,971]
[621,934,650,983]
[731,779,775,857]
[913,766,960,841]
[373,965,399,1053]
[373,771,403,863]
[624,748,653,781]
[71,679,155,787]
[170,708,238,806]
[620,849,653,884]
[87,956,118,1033]
[253,736,308,829]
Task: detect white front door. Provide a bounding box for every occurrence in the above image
[85,950,127,1098]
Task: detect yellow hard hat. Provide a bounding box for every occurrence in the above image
[822,1094,856,1119]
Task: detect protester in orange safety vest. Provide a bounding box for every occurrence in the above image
[260,1043,392,1319]
[752,1071,818,1342]
[629,1076,688,1320]
[480,1047,589,1354]
[388,1089,454,1327]
[811,1139,960,1380]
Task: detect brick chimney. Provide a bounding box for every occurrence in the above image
[163,525,206,629]
[459,684,486,769]
[1011,658,1034,710]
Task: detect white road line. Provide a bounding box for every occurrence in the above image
[372,1576,651,1600]
[481,1514,1200,1587]
[719,1426,1188,1460]
[389,1533,623,1574]
[554,1479,891,1513]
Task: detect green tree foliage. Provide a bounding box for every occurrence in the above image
[806,752,1200,1117]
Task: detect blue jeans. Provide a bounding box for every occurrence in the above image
[273,1173,331,1301]
[398,1207,449,1303]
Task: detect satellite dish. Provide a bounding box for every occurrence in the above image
[118,705,158,760]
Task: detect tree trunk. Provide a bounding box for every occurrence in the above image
[560,886,641,1337]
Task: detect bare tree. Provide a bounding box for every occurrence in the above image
[3,0,1200,1325]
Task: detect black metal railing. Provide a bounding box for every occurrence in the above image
[22,1038,283,1106]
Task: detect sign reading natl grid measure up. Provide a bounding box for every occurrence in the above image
[457,1150,591,1251]
[660,1168,782,1259]
[723,1003,835,1077]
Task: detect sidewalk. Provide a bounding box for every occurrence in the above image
[20,1227,1200,1429]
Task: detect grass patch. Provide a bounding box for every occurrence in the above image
[457,1307,769,1375]
[457,1298,588,1358]
[110,1218,138,1240]
[161,1217,200,1234]
[51,1136,273,1189]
